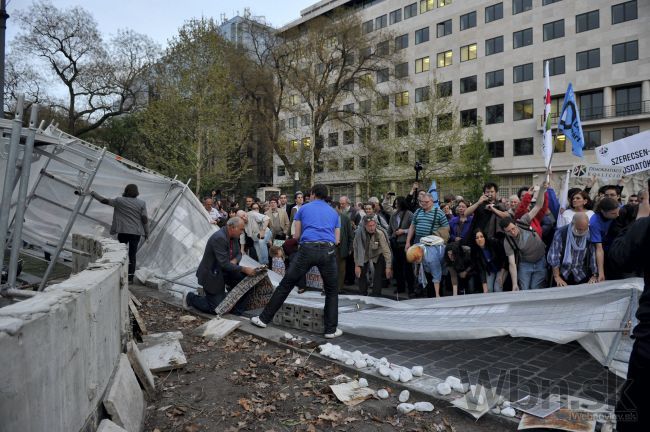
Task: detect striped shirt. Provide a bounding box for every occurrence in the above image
[411,207,449,238]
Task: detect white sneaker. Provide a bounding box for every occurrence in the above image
[324,328,343,339]
[250,316,267,328]
[182,290,190,310]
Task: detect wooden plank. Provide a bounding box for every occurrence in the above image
[126,341,157,399]
[129,291,142,307]
[129,299,148,335]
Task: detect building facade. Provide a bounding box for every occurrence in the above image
[273,0,650,200]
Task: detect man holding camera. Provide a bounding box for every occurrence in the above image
[465,182,508,240]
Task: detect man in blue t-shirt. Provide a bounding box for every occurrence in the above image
[251,184,343,338]
[589,197,620,282]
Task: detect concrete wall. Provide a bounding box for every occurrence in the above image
[0,237,129,432]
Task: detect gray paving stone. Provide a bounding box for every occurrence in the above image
[103,354,144,432]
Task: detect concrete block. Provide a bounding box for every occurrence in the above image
[97,419,128,432]
[103,354,144,432]
[126,341,157,399]
[138,338,187,372]
[195,317,241,341]
[141,331,183,344]
[272,314,282,325]
[312,318,324,334]
[299,319,313,332]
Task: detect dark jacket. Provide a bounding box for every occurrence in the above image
[338,212,355,258]
[470,237,507,282]
[388,209,413,247]
[609,216,650,339]
[196,228,242,295]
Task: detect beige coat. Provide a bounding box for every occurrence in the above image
[265,208,290,238]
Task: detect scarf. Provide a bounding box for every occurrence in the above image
[562,225,588,269]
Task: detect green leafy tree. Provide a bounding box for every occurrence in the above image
[453,120,494,199]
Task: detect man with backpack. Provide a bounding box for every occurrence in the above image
[499,215,547,290]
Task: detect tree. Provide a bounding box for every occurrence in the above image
[139,18,251,195]
[453,120,494,199]
[11,1,160,135]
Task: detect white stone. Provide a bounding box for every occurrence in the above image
[389,370,401,382]
[377,389,389,399]
[445,376,461,387]
[103,355,144,432]
[497,395,505,405]
[502,401,511,408]
[126,341,156,399]
[141,331,183,344]
[399,390,410,402]
[411,366,424,377]
[138,339,187,372]
[354,360,367,369]
[284,332,294,339]
[399,369,413,383]
[436,383,452,395]
[414,402,434,412]
[397,403,415,414]
[491,407,501,415]
[97,419,127,432]
[378,366,391,377]
[198,317,241,341]
[358,378,368,388]
[452,382,469,393]
[345,359,355,366]
[501,407,516,417]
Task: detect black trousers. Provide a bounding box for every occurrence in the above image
[616,336,650,431]
[117,233,140,281]
[187,270,250,315]
[260,243,338,334]
[393,245,414,294]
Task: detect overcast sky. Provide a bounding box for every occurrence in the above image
[6,0,317,48]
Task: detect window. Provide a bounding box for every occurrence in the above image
[376,40,389,56]
[375,15,387,29]
[512,0,532,15]
[513,28,533,48]
[287,117,298,128]
[420,0,434,14]
[289,94,300,105]
[415,86,430,102]
[485,36,503,56]
[488,140,504,158]
[343,103,354,114]
[576,48,600,71]
[415,118,429,135]
[289,139,298,151]
[277,165,285,176]
[437,20,452,37]
[396,120,409,137]
[460,43,477,62]
[583,130,600,150]
[612,1,637,25]
[395,34,408,51]
[377,68,389,83]
[314,160,324,173]
[554,136,566,153]
[376,95,389,110]
[543,0,561,4]
[359,127,371,145]
[616,85,642,116]
[362,20,373,34]
[415,56,430,73]
[437,0,451,7]
[514,137,534,156]
[437,81,452,97]
[343,158,354,171]
[612,40,638,64]
[576,10,599,33]
[460,75,477,93]
[543,19,564,41]
[544,56,565,76]
[460,11,477,30]
[415,27,430,44]
[327,159,339,172]
[343,130,354,145]
[395,62,409,78]
[485,3,503,23]
[579,91,604,120]
[613,126,639,141]
[328,132,339,147]
[395,91,410,107]
[415,149,430,164]
[377,123,389,140]
[437,113,453,131]
[513,63,533,83]
[404,3,417,19]
[301,114,311,126]
[389,9,402,25]
[485,69,504,88]
[486,104,504,124]
[437,146,452,163]
[359,100,371,114]
[437,50,453,67]
[513,99,534,120]
[395,151,410,165]
[460,109,477,127]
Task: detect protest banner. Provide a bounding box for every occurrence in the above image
[571,163,624,180]
[595,131,650,175]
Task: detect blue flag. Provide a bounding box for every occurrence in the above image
[558,83,585,158]
[428,180,439,208]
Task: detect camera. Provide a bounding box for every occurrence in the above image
[414,161,423,172]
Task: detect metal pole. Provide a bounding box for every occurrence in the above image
[0,95,23,290]
[0,0,8,117]
[39,148,107,291]
[7,104,38,288]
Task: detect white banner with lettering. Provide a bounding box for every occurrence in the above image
[595,131,650,175]
[571,163,624,180]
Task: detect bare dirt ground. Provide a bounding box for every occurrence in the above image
[138,295,513,432]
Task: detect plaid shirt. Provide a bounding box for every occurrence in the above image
[547,226,597,282]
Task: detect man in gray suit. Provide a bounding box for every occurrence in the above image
[185,217,257,315]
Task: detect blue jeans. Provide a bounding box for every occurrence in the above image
[486,272,503,292]
[254,230,273,265]
[259,242,338,334]
[518,256,547,290]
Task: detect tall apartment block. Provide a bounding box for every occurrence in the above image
[273,0,649,199]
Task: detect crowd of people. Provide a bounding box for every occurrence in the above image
[199,174,647,299]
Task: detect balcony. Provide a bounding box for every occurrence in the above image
[539,100,650,128]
